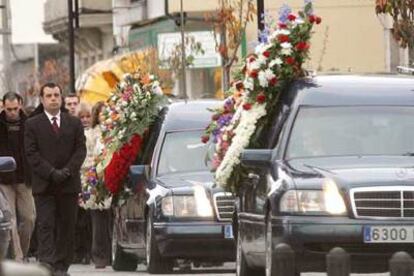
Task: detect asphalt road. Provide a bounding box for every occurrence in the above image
[68,264,390,276]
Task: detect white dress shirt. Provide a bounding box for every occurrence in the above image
[44,110,61,127]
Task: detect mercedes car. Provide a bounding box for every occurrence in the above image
[111,100,235,273]
[234,75,414,275]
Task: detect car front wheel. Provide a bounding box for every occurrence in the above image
[146,213,173,274]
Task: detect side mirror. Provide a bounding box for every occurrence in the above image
[129,165,150,192]
[241,149,278,179]
[241,149,274,169]
[0,157,16,172]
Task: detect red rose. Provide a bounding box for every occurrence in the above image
[201,135,210,144]
[309,15,316,24]
[249,70,258,79]
[256,93,266,104]
[295,42,310,51]
[288,14,296,21]
[278,34,290,43]
[269,77,278,86]
[248,56,256,63]
[316,16,322,24]
[278,23,287,29]
[235,81,244,91]
[242,103,252,110]
[285,57,295,65]
[262,51,271,58]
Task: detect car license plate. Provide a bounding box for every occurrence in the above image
[224,225,234,239]
[364,226,414,243]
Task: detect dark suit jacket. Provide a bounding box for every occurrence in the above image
[24,112,86,195]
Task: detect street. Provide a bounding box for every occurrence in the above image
[67,264,390,276]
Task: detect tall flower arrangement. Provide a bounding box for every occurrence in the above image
[79,73,167,209]
[203,2,321,191]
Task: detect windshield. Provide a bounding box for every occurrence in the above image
[157,130,209,175]
[286,106,414,159]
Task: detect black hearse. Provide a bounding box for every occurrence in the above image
[112,101,235,273]
[235,75,414,275]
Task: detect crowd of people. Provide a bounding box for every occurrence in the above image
[0,84,111,276]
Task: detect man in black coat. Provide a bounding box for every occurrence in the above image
[24,83,86,276]
[0,92,35,262]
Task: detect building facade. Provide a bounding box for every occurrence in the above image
[43,0,114,79]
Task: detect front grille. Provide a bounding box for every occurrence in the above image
[213,192,235,221]
[351,187,414,219]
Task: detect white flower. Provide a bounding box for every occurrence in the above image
[271,29,290,39]
[215,103,267,187]
[281,48,292,56]
[295,17,305,25]
[258,71,269,88]
[255,43,272,55]
[265,69,276,81]
[269,58,283,68]
[243,78,254,91]
[247,60,260,71]
[281,42,292,49]
[256,55,267,67]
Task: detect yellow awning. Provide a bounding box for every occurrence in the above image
[76,49,159,104]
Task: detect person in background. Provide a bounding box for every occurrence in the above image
[73,103,92,265]
[0,92,35,262]
[25,83,86,276]
[64,94,80,116]
[82,101,112,269]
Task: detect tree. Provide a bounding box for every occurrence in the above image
[206,0,256,91]
[375,0,414,50]
[20,59,70,107]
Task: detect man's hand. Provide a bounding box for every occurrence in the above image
[50,168,71,184]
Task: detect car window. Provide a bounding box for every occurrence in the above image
[286,106,414,159]
[157,130,209,175]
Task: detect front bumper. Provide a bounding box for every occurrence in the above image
[272,216,414,273]
[153,221,235,261]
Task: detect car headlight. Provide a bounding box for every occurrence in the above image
[279,179,347,215]
[160,187,214,217]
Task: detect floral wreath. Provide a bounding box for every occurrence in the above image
[79,73,167,209]
[202,2,321,191]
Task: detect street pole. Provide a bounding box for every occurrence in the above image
[180,0,187,100]
[257,0,264,41]
[68,0,75,94]
[1,0,11,92]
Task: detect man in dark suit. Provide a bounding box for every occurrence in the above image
[24,83,86,276]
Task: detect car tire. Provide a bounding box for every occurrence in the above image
[236,220,264,276]
[112,221,138,271]
[146,214,173,274]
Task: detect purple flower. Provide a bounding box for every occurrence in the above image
[259,27,270,43]
[279,4,292,23]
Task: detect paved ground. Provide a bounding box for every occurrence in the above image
[68,263,390,276]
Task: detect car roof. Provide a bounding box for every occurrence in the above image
[291,75,414,106]
[163,100,221,132]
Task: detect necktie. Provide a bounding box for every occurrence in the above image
[52,117,59,134]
